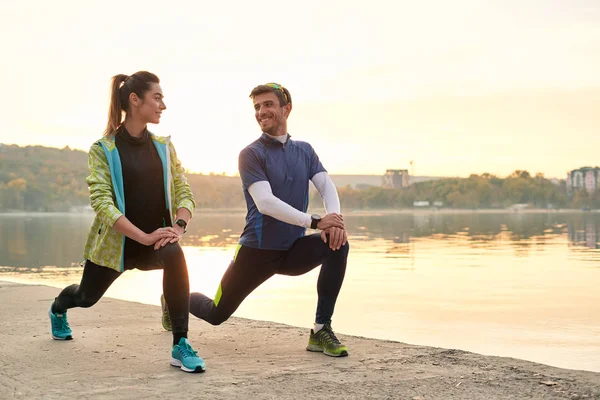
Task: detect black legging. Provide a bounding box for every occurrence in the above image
[53,243,190,335]
[190,234,349,325]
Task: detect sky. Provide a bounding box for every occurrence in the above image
[1,0,599,178]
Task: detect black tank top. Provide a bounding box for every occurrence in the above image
[115,126,170,257]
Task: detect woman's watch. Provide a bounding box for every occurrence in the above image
[174,219,188,233]
[310,214,321,230]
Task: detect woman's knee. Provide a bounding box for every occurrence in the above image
[161,242,185,259]
[160,243,188,269]
[77,291,102,308]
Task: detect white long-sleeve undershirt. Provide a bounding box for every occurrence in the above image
[311,171,340,214]
[247,171,340,228]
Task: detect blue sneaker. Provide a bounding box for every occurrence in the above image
[48,305,73,340]
[171,338,205,373]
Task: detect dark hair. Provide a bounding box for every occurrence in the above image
[104,71,160,137]
[249,83,292,107]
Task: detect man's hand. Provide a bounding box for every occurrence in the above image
[316,213,344,230]
[138,227,180,247]
[321,226,347,251]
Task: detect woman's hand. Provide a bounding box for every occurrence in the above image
[152,225,185,250]
[139,227,180,247]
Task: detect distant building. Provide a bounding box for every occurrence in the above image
[382,169,409,189]
[328,174,444,189]
[566,167,600,194]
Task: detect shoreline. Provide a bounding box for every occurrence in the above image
[1,280,599,399]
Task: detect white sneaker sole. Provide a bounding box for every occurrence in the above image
[170,357,205,373]
[51,334,73,340]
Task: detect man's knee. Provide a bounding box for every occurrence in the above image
[206,302,232,325]
[339,240,350,255]
[207,312,229,326]
[328,240,350,257]
[190,293,231,325]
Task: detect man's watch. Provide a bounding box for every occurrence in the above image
[174,219,188,233]
[310,214,321,230]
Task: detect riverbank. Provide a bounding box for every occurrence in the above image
[1,281,599,399]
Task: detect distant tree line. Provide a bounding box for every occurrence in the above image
[1,144,598,211]
[0,145,246,212]
[0,145,90,211]
[329,171,600,210]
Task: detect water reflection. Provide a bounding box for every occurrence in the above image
[2,211,599,268]
[0,213,91,268]
[568,216,600,249]
[347,212,571,242]
[342,212,588,262]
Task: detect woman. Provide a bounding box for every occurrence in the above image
[48,71,204,373]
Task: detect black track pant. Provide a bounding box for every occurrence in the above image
[190,234,349,326]
[53,243,190,334]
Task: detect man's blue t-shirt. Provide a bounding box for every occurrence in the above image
[238,133,326,250]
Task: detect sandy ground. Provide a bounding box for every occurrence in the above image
[1,281,598,400]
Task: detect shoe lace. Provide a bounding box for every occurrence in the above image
[179,343,199,359]
[322,324,341,344]
[52,314,70,331]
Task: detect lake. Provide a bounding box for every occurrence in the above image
[1,210,599,372]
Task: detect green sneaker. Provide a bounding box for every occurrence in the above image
[48,304,73,340]
[171,338,206,373]
[306,324,348,357]
[160,294,172,331]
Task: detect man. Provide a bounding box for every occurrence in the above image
[163,82,350,357]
